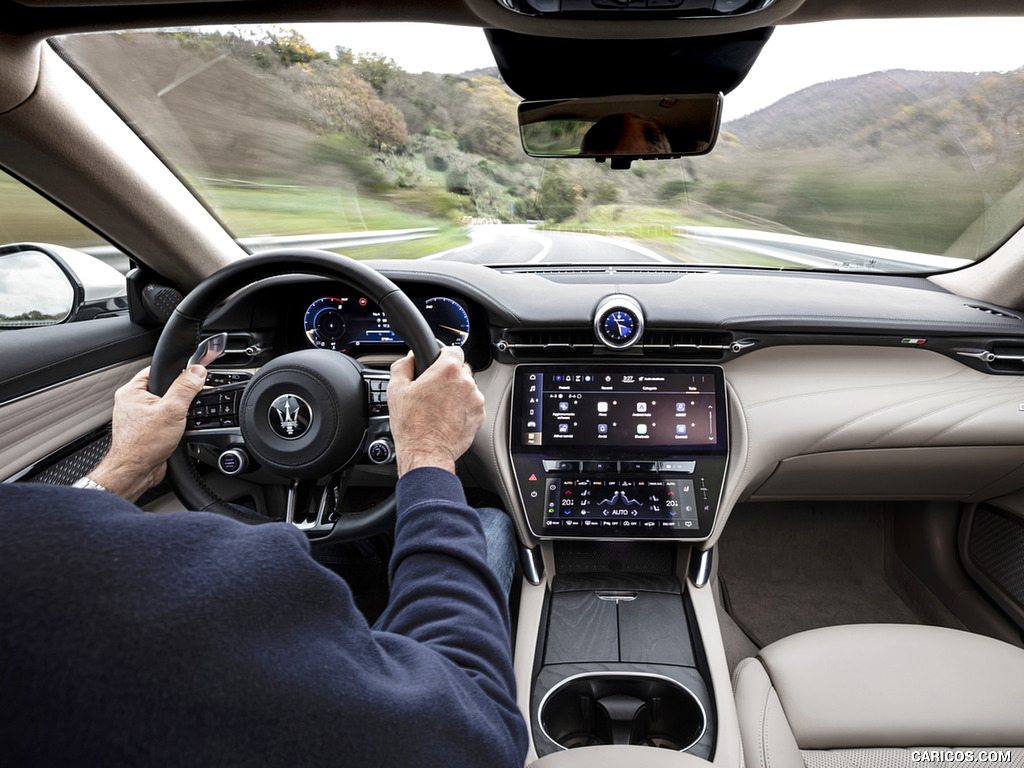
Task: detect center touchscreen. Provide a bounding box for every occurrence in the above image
[510,365,728,541]
[518,369,723,453]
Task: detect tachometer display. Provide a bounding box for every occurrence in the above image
[302,294,471,352]
[304,297,350,350]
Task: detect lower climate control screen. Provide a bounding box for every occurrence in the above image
[545,476,699,533]
[510,365,728,541]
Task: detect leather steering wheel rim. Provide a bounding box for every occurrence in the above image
[148,248,442,533]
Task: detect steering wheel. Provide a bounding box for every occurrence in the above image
[148,249,441,541]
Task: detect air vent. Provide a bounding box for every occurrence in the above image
[642,330,735,359]
[965,304,1021,320]
[956,341,1024,374]
[498,329,596,357]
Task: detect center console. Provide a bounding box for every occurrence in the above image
[510,365,728,540]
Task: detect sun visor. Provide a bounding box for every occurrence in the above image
[486,26,772,100]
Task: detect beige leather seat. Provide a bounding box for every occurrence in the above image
[734,624,1024,768]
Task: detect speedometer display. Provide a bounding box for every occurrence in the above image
[423,296,470,347]
[302,294,471,352]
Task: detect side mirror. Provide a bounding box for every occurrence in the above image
[519,94,722,169]
[0,243,127,329]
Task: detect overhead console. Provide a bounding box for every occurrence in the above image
[510,365,728,540]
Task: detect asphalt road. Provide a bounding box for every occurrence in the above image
[425,224,677,266]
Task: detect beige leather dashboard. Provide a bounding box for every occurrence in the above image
[481,345,1024,548]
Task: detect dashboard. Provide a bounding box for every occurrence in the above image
[197,260,1024,548]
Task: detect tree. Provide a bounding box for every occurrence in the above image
[355,52,403,93]
[304,67,407,150]
[462,78,520,160]
[537,172,577,221]
[363,101,408,150]
[266,28,317,66]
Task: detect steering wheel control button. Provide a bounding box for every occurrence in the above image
[188,389,243,430]
[365,375,390,416]
[268,394,312,440]
[367,437,395,465]
[218,449,249,475]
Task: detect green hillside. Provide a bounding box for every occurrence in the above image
[59,28,1024,260]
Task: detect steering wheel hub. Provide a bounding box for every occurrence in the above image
[239,349,366,479]
[267,394,312,440]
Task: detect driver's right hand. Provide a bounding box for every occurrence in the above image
[387,347,485,478]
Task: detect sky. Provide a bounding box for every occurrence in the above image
[294,18,1024,121]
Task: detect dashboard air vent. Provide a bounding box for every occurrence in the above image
[499,329,596,357]
[642,331,735,359]
[964,304,1021,321]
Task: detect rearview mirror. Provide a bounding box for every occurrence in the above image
[518,94,722,169]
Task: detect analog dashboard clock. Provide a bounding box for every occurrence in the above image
[594,296,644,349]
[603,310,637,343]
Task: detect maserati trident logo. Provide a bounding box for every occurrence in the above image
[269,394,312,440]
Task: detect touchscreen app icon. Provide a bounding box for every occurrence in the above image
[637,402,647,413]
[636,424,648,435]
[597,401,608,413]
[558,401,568,412]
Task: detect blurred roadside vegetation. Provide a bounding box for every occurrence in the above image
[50,28,1024,261]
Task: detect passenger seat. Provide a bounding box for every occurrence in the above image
[733,624,1024,768]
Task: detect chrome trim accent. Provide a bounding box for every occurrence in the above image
[689,547,713,588]
[957,349,997,362]
[217,448,248,476]
[285,479,300,527]
[957,349,1024,364]
[729,338,759,353]
[520,545,543,585]
[187,332,228,368]
[595,591,639,602]
[537,671,708,753]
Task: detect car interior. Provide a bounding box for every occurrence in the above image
[4,0,1024,765]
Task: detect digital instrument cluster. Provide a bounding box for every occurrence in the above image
[303,294,471,353]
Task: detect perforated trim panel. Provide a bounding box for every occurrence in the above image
[26,431,111,486]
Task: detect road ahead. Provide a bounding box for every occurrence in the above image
[425,224,677,266]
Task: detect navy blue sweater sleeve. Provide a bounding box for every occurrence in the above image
[0,474,527,767]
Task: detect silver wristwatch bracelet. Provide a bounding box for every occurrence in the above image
[72,477,109,493]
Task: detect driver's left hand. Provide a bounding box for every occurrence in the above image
[88,365,207,502]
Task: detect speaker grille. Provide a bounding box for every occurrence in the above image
[968,505,1024,610]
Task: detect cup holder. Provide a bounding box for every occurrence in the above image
[539,673,706,752]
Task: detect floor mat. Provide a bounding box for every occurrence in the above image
[718,501,924,647]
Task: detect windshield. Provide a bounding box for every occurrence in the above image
[57,19,1024,273]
